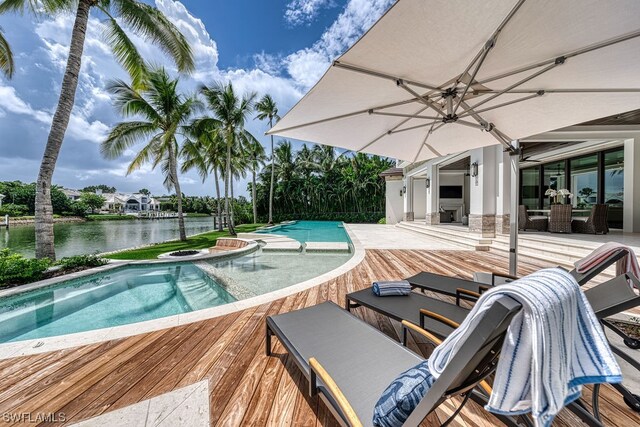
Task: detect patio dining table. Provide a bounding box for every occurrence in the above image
[528,209,591,215]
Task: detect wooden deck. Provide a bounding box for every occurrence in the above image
[0,250,638,426]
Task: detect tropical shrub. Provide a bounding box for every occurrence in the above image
[0,181,70,215]
[0,203,29,217]
[68,200,90,217]
[378,217,386,224]
[253,143,393,223]
[79,192,106,213]
[56,254,109,270]
[0,249,51,286]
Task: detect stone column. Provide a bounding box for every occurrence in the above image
[495,149,512,234]
[468,146,498,237]
[424,162,440,225]
[403,176,414,221]
[624,137,640,232]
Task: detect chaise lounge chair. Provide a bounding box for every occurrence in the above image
[583,273,640,414]
[267,298,524,427]
[403,249,625,301]
[347,273,640,415]
[267,299,604,427]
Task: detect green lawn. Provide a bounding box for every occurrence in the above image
[105,223,264,260]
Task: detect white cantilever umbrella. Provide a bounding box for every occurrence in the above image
[269,0,640,275]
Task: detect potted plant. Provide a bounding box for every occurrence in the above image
[545,188,573,205]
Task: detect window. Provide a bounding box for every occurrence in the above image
[521,167,540,210]
[604,149,624,228]
[542,161,566,208]
[570,155,598,209]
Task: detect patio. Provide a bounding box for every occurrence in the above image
[0,248,637,426]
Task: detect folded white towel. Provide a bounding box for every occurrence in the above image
[428,268,621,427]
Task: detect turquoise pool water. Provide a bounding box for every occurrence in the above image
[0,263,235,343]
[256,220,350,243]
[0,249,352,343]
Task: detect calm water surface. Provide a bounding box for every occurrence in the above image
[0,217,217,258]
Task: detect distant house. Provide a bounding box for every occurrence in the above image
[62,189,161,214]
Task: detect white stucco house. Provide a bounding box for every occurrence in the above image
[383,110,640,235]
[62,189,160,214]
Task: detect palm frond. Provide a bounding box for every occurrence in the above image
[0,0,73,14]
[106,79,161,121]
[100,121,156,159]
[0,26,14,78]
[112,0,194,73]
[103,18,148,89]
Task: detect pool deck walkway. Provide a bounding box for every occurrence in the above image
[0,249,637,426]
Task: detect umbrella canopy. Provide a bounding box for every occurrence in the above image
[269,0,640,163]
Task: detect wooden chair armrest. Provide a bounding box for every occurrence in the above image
[478,380,493,396]
[455,288,481,306]
[309,357,363,427]
[478,284,491,294]
[401,320,442,346]
[419,309,460,329]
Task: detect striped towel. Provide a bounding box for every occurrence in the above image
[428,268,621,427]
[372,280,411,296]
[575,242,640,289]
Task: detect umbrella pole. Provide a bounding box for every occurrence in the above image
[509,140,520,276]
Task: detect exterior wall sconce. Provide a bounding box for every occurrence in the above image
[470,162,479,177]
[425,178,430,189]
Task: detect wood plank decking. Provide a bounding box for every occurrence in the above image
[0,249,637,426]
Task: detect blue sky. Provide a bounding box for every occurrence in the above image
[0,0,394,196]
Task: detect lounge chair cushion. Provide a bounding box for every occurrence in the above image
[372,280,411,296]
[373,360,435,427]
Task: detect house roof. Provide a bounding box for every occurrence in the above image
[379,167,403,177]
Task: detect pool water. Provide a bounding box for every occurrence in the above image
[255,220,350,243]
[0,263,235,343]
[0,249,352,343]
[206,251,351,296]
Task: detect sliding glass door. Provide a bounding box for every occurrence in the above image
[604,149,624,228]
[570,155,598,209]
[521,167,540,210]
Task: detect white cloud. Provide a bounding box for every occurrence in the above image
[0,0,394,195]
[284,0,393,90]
[284,0,336,26]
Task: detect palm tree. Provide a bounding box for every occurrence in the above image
[0,0,194,259]
[0,26,13,78]
[255,95,280,225]
[199,82,256,236]
[244,137,266,224]
[182,119,226,231]
[101,68,199,241]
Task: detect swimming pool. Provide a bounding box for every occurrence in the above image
[256,220,351,243]
[0,249,352,343]
[0,263,236,342]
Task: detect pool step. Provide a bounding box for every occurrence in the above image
[193,262,257,300]
[304,242,350,253]
[172,271,233,311]
[238,233,302,252]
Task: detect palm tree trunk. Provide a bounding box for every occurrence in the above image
[268,117,275,225]
[35,0,92,260]
[225,141,236,235]
[169,143,187,241]
[252,166,258,224]
[213,167,223,231]
[230,175,236,227]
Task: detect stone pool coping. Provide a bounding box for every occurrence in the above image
[0,226,365,359]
